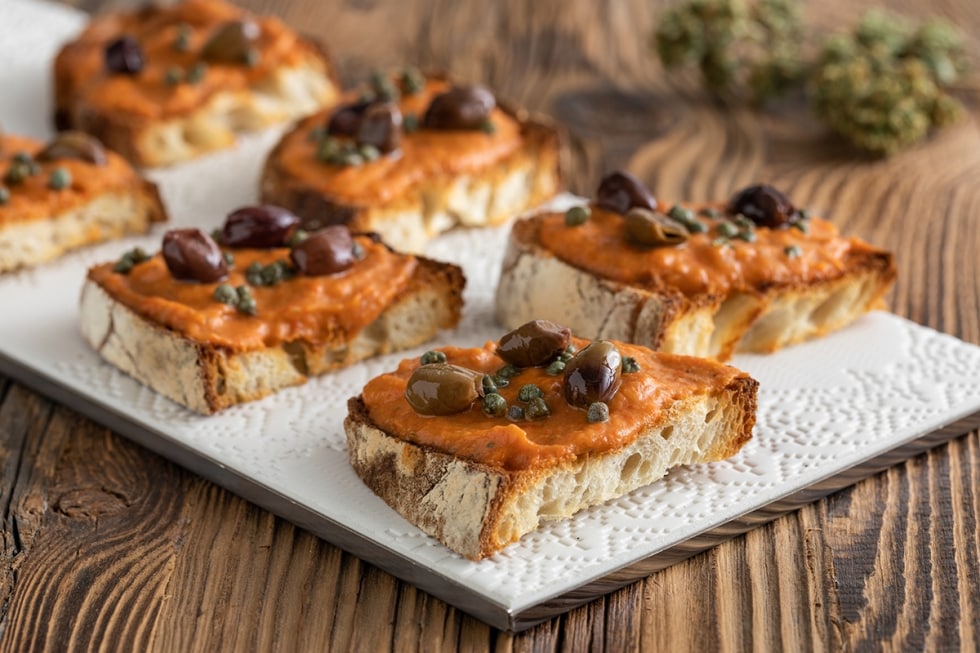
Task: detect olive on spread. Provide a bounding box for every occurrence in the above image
[405,363,484,416]
[727,184,797,229]
[595,171,657,215]
[624,208,689,247]
[356,102,403,153]
[35,132,107,166]
[289,225,357,276]
[422,85,496,131]
[327,100,372,137]
[105,35,144,75]
[162,228,228,283]
[201,20,260,65]
[562,340,623,409]
[496,319,571,368]
[221,205,300,248]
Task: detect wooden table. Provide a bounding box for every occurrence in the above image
[2,0,978,649]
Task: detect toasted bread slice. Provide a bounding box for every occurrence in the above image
[496,183,896,361]
[0,132,165,273]
[345,330,758,560]
[54,0,341,167]
[80,232,464,414]
[260,74,561,252]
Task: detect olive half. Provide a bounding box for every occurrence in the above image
[595,171,657,215]
[35,132,107,166]
[727,184,797,229]
[405,363,484,415]
[497,320,571,368]
[562,341,622,408]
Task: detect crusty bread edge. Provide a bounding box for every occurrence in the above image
[344,374,758,560]
[79,256,464,414]
[496,215,897,360]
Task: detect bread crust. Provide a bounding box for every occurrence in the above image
[260,90,562,252]
[80,256,464,414]
[54,0,342,167]
[345,372,758,560]
[496,213,897,360]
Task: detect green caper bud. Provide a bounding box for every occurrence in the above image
[562,340,622,409]
[517,384,544,403]
[222,251,235,267]
[420,350,447,365]
[4,160,31,185]
[48,167,71,190]
[587,402,610,423]
[404,363,483,416]
[0,187,8,205]
[481,374,497,394]
[214,283,238,305]
[564,205,591,226]
[403,113,419,133]
[716,221,739,239]
[546,359,565,376]
[491,374,510,388]
[482,392,507,417]
[496,364,521,379]
[622,357,640,373]
[186,62,207,84]
[699,207,720,219]
[784,245,802,258]
[497,319,572,368]
[507,405,525,421]
[525,397,550,420]
[558,344,577,362]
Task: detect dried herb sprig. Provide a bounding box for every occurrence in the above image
[652,1,970,156]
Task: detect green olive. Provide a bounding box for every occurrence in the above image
[497,319,571,368]
[624,208,688,247]
[201,20,260,64]
[404,363,483,416]
[562,341,622,408]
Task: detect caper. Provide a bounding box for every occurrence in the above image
[482,392,507,417]
[622,357,640,373]
[0,187,8,205]
[716,221,739,238]
[4,160,32,185]
[517,384,544,403]
[666,205,707,233]
[564,205,591,226]
[546,360,565,376]
[562,340,622,409]
[421,350,447,365]
[174,23,192,52]
[400,67,425,94]
[507,405,525,421]
[36,131,107,166]
[525,397,550,420]
[496,364,521,379]
[186,62,207,84]
[222,251,235,267]
[587,402,610,423]
[595,170,657,215]
[403,113,419,133]
[727,184,797,229]
[164,67,183,86]
[404,363,483,416]
[48,167,71,190]
[481,374,497,394]
[497,319,572,368]
[785,244,802,258]
[201,20,261,65]
[624,208,689,247]
[214,283,238,305]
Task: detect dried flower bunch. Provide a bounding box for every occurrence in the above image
[652,0,970,156]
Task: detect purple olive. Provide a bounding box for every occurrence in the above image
[105,36,144,75]
[35,132,107,166]
[497,320,571,368]
[727,184,797,228]
[357,102,402,153]
[221,205,300,248]
[290,225,356,276]
[562,341,622,408]
[327,100,372,137]
[162,229,228,283]
[201,20,260,64]
[594,171,657,215]
[422,85,496,130]
[404,363,483,415]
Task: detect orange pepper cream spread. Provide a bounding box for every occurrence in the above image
[54,0,325,123]
[88,206,417,351]
[537,173,890,298]
[360,320,755,471]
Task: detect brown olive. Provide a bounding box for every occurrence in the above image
[290,225,356,276]
[497,320,571,368]
[221,205,300,248]
[356,102,402,153]
[562,341,622,408]
[595,171,657,215]
[422,85,496,130]
[35,132,107,166]
[727,184,797,229]
[105,35,144,75]
[624,208,688,247]
[404,363,483,415]
[327,100,371,137]
[201,20,260,64]
[162,228,228,283]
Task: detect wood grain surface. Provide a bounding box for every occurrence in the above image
[2,0,979,650]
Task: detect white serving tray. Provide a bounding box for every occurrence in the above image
[2,0,980,631]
